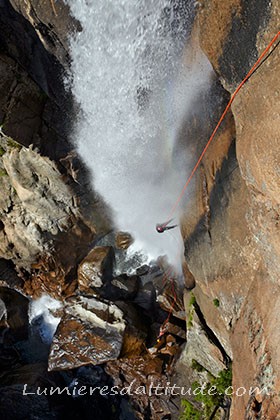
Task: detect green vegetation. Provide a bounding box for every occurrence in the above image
[213,298,220,308]
[0,129,22,153]
[192,367,232,417]
[187,293,196,329]
[214,367,232,395]
[0,168,7,176]
[181,366,232,419]
[189,293,196,306]
[180,399,201,420]
[187,311,194,329]
[191,359,205,373]
[7,137,21,150]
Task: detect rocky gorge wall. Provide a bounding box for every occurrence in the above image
[179,0,280,418]
[0,0,279,419]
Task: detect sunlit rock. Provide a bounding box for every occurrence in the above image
[115,231,133,250]
[0,136,79,268]
[153,275,185,320]
[8,0,80,68]
[77,246,115,293]
[182,260,195,290]
[186,314,226,377]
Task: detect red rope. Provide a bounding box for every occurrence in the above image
[157,30,280,340]
[164,30,280,224]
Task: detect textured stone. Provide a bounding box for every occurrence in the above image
[115,301,148,358]
[153,273,185,320]
[0,0,68,105]
[106,356,179,420]
[0,136,79,268]
[110,275,140,300]
[115,231,134,250]
[180,0,280,418]
[0,287,29,342]
[48,296,126,371]
[9,0,80,67]
[185,314,226,377]
[77,246,115,292]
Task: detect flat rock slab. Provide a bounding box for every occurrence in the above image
[48,296,126,371]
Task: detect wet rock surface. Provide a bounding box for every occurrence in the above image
[0,2,185,419]
[48,296,126,371]
[115,231,134,250]
[78,246,115,293]
[106,354,181,420]
[0,0,279,419]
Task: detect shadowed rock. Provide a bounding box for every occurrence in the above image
[0,286,29,342]
[0,385,56,420]
[106,355,179,420]
[110,275,140,301]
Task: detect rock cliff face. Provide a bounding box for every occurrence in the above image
[179,0,280,418]
[0,0,279,419]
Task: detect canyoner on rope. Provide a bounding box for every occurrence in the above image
[156,219,178,233]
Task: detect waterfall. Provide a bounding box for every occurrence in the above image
[65,0,213,270]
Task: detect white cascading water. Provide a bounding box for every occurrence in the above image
[29,294,62,344]
[65,0,213,271]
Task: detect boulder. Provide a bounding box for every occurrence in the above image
[152,274,185,320]
[48,296,126,371]
[77,246,115,293]
[0,138,79,269]
[115,231,133,250]
[0,385,56,420]
[9,0,80,68]
[115,301,148,358]
[185,313,226,377]
[106,355,179,420]
[110,275,140,301]
[0,286,29,342]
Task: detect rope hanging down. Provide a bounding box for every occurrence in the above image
[156,30,280,340]
[161,30,280,228]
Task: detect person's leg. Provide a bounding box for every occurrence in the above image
[165,225,177,230]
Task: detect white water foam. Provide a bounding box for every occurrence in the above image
[65,0,213,270]
[29,294,63,344]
